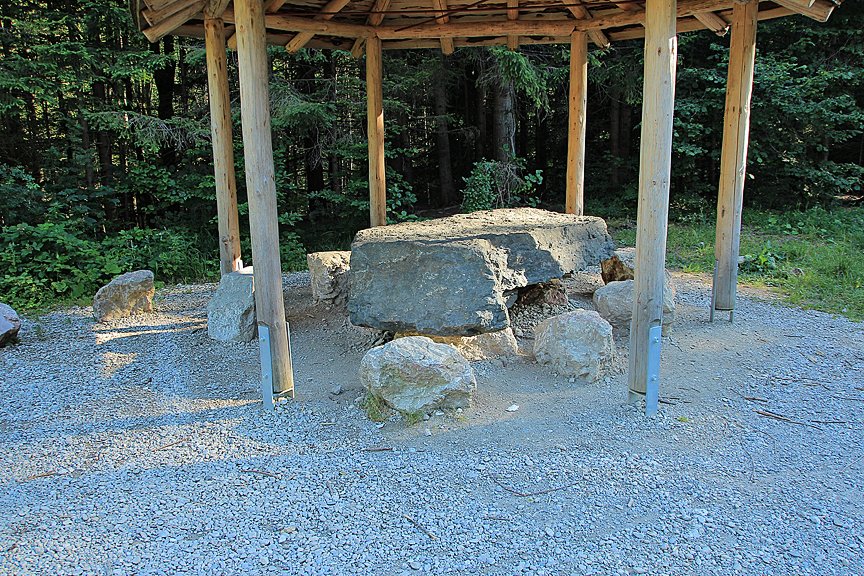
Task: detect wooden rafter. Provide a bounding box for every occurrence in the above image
[142,0,199,26]
[694,11,729,35]
[203,0,231,18]
[142,0,205,42]
[351,0,392,58]
[773,0,837,22]
[432,0,456,55]
[286,0,351,53]
[560,0,610,48]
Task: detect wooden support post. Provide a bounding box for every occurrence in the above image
[234,0,294,395]
[366,36,387,227]
[628,0,677,408]
[712,0,757,317]
[565,31,588,216]
[204,17,243,275]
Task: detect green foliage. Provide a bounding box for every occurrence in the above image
[611,206,864,321]
[460,157,543,213]
[0,223,217,311]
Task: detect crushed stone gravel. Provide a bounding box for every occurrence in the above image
[1,272,862,576]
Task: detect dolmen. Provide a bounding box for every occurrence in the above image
[348,208,614,336]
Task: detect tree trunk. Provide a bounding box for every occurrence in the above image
[492,80,516,161]
[432,72,454,206]
[153,36,176,167]
[610,89,621,187]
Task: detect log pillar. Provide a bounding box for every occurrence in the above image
[366,35,387,227]
[204,16,243,276]
[712,0,758,320]
[234,0,294,396]
[627,0,677,415]
[565,31,588,216]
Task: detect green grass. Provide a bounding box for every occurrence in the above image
[608,206,864,321]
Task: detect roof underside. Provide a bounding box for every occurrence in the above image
[134,0,841,52]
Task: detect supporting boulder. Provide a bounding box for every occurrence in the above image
[307,251,350,304]
[93,270,155,322]
[0,303,21,347]
[593,278,676,334]
[395,327,519,361]
[207,267,257,342]
[533,310,614,382]
[360,336,476,414]
[349,208,614,336]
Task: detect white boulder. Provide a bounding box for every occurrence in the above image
[307,251,351,304]
[533,310,614,382]
[93,270,154,322]
[207,267,256,342]
[360,336,476,414]
[0,303,21,346]
[592,279,676,333]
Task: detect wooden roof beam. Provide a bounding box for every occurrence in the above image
[142,0,205,42]
[203,0,231,18]
[228,0,287,49]
[560,0,610,48]
[607,5,795,41]
[772,0,838,22]
[285,0,351,53]
[694,11,729,35]
[351,0,392,58]
[432,0,457,55]
[506,0,520,50]
[142,0,199,26]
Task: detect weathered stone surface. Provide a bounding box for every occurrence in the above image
[600,248,635,284]
[395,327,519,361]
[533,310,614,382]
[93,270,154,322]
[592,278,676,332]
[0,303,21,347]
[360,336,476,413]
[349,208,614,336]
[207,267,256,342]
[307,251,351,304]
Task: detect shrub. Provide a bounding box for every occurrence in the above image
[461,157,542,213]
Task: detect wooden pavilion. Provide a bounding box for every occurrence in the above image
[131,0,842,414]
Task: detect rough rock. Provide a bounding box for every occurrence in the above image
[349,208,614,336]
[360,336,476,413]
[207,267,256,342]
[533,310,614,382]
[395,328,519,361]
[93,270,155,322]
[307,251,351,304]
[516,279,569,307]
[592,278,676,333]
[600,247,636,284]
[0,303,21,346]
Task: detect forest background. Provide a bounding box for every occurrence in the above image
[0,1,862,315]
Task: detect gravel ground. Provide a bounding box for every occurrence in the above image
[1,272,863,576]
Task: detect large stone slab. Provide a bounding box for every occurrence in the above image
[207,267,256,342]
[348,208,614,336]
[93,270,154,322]
[0,303,21,347]
[360,336,476,414]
